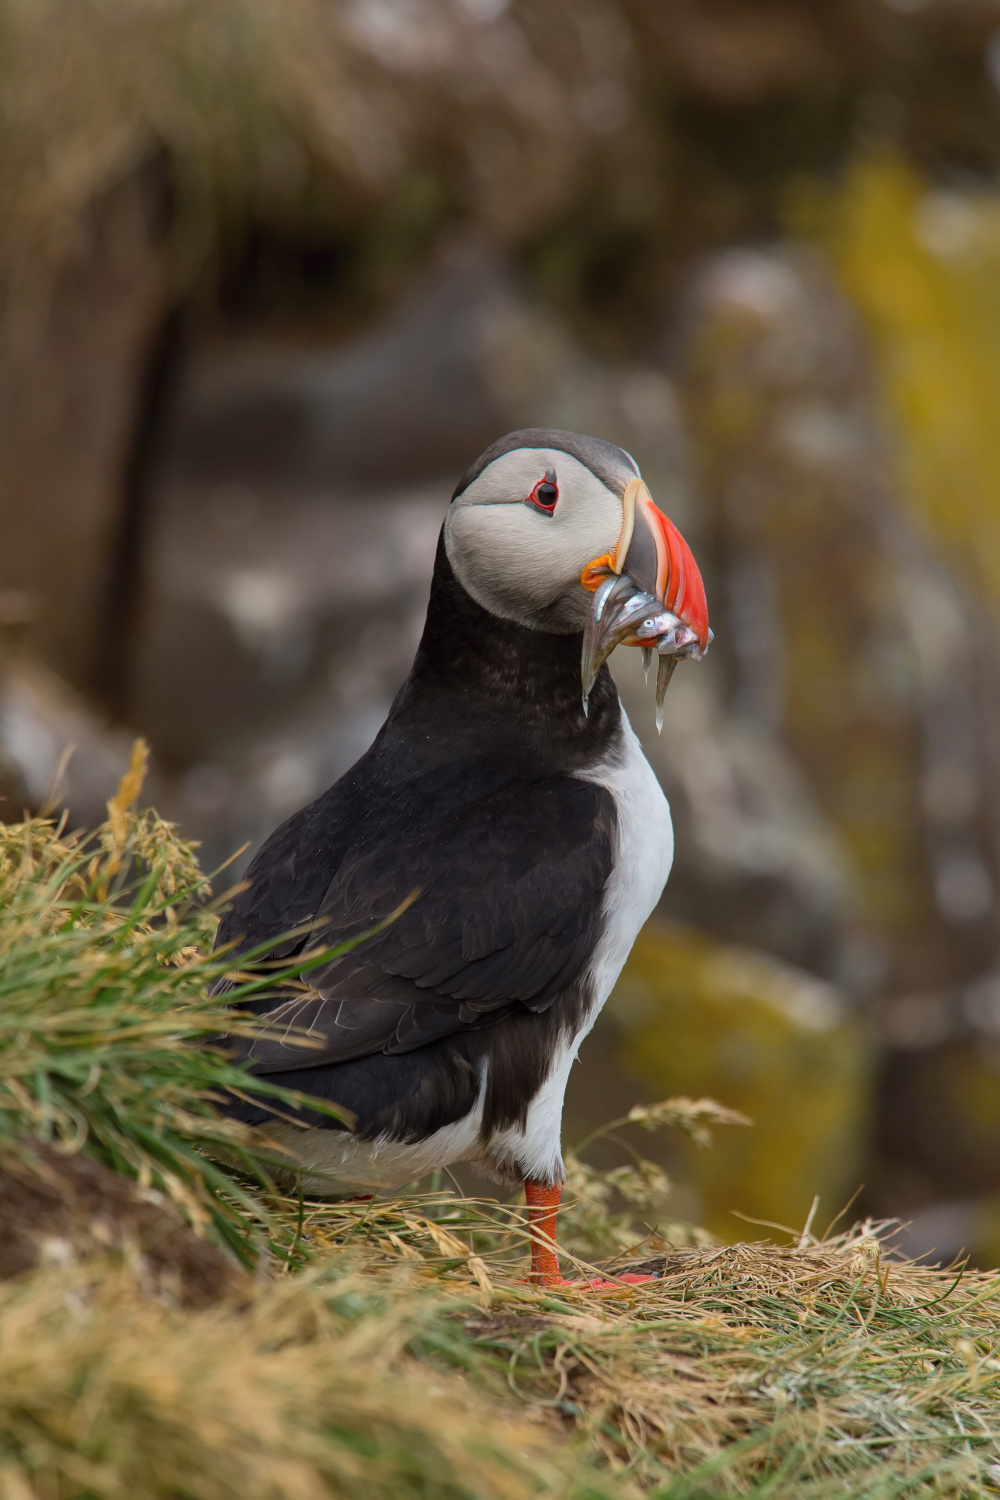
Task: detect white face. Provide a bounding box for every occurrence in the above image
[444,447,625,633]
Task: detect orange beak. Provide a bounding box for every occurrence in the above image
[582,478,710,652]
[580,478,711,728]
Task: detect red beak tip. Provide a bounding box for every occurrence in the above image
[617,478,710,653]
[662,517,709,651]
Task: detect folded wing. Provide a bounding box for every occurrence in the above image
[216,761,615,1074]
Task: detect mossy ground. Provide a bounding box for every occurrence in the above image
[2,758,1000,1498]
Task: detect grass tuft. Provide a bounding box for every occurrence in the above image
[0,745,350,1262]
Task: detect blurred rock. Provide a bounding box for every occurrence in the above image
[0,652,155,831]
[672,244,1000,997]
[868,973,1000,1217]
[890,1197,977,1269]
[137,481,442,870]
[614,647,852,976]
[669,241,1000,1242]
[0,1143,247,1308]
[568,919,871,1243]
[0,165,170,695]
[889,1191,1000,1272]
[166,254,556,489]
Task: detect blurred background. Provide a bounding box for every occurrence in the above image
[7,0,1000,1262]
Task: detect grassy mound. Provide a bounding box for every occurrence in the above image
[2,752,1000,1497]
[254,1195,1000,1497]
[0,741,351,1261]
[0,1263,616,1500]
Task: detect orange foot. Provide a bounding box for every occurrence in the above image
[594,1272,659,1287]
[538,1272,659,1290]
[523,1180,661,1290]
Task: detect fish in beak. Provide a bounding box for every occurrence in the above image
[580,477,711,730]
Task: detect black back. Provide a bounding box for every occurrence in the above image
[217,537,622,1153]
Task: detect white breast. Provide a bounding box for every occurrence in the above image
[577,707,675,1009]
[484,705,674,1186]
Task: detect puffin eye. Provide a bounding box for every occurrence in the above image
[525,466,559,515]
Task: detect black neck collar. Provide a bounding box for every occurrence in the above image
[386,534,621,765]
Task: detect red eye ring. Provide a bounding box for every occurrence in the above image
[526,466,559,515]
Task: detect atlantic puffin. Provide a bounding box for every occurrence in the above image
[217,428,710,1283]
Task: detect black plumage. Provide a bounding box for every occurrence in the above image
[218,538,621,1162]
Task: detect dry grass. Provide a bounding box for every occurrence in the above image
[0,0,632,309]
[4,760,1000,1497]
[251,1191,1000,1497]
[0,1261,620,1500]
[5,1185,1000,1497]
[477,1235,1000,1496]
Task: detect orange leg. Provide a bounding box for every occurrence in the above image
[525,1179,564,1285]
[524,1178,660,1290]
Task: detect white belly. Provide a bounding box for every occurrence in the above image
[262,707,673,1197]
[261,1097,486,1197]
[485,709,674,1184]
[576,707,675,1008]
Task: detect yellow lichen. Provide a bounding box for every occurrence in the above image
[610,921,871,1242]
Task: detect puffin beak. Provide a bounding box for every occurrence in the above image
[580,478,711,730]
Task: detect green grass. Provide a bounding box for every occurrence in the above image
[0,743,353,1262]
[2,755,1000,1497]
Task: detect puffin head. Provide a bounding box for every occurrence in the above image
[445,428,711,729]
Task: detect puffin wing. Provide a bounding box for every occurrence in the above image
[217,762,616,1074]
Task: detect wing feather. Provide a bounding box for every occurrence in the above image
[216,761,615,1074]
